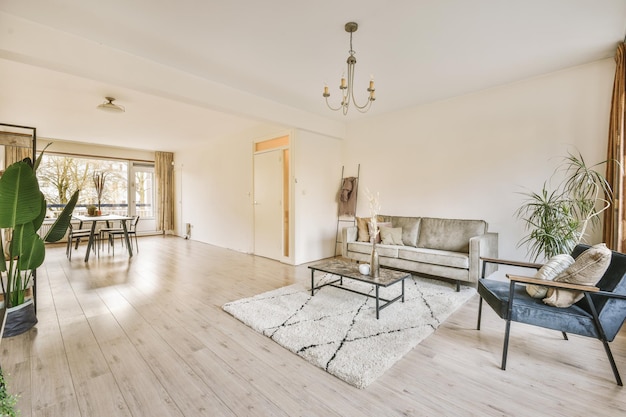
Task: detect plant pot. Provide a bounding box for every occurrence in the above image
[3,299,37,338]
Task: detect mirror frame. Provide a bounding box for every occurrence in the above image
[0,122,38,314]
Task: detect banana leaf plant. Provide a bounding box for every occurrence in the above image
[0,147,79,308]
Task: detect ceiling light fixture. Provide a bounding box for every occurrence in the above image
[97,97,125,113]
[323,22,375,115]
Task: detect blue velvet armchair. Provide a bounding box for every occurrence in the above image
[477,244,626,385]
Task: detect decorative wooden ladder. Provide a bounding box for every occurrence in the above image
[335,164,360,257]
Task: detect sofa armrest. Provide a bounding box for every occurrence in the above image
[469,232,498,282]
[341,226,358,258]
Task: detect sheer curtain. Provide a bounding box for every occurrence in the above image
[603,42,626,251]
[155,151,175,233]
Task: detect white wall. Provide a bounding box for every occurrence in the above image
[292,130,343,264]
[176,59,615,264]
[344,59,615,260]
[175,123,289,254]
[176,124,342,265]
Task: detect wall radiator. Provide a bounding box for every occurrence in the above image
[39,220,81,242]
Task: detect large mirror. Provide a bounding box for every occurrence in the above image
[0,123,36,175]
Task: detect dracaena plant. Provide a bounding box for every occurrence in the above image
[0,145,79,308]
[515,151,614,262]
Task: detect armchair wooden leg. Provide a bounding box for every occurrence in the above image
[477,296,483,330]
[561,332,568,340]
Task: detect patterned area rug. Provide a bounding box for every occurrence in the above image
[222,273,475,389]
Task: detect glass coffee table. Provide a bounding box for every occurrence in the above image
[308,259,411,319]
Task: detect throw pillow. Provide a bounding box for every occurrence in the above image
[369,221,392,244]
[543,243,612,308]
[526,254,575,298]
[380,226,404,246]
[356,217,371,242]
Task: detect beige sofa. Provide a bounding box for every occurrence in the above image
[341,216,498,290]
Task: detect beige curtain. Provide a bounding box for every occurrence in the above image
[155,151,175,233]
[4,145,32,168]
[603,42,626,251]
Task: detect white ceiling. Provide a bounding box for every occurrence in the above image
[1,0,625,151]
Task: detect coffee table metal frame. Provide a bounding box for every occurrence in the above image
[308,259,411,319]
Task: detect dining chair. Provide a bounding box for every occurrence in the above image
[66,222,93,260]
[99,219,125,253]
[107,215,140,255]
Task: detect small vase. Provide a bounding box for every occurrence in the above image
[370,241,380,278]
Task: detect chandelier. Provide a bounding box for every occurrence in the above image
[323,22,375,115]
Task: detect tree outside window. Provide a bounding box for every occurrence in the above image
[37,154,129,216]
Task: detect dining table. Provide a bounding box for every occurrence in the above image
[72,214,134,262]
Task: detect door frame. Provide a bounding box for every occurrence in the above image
[253,131,293,264]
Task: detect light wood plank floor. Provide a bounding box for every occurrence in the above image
[1,236,624,416]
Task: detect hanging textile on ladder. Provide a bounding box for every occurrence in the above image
[338,176,358,216]
[335,165,360,257]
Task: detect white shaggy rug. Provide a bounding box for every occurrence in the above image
[222,273,475,389]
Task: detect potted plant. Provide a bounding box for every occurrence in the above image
[515,151,614,261]
[86,204,97,216]
[0,147,79,337]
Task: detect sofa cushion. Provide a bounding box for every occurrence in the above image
[380,226,404,245]
[543,243,611,308]
[398,247,470,269]
[417,218,487,252]
[347,242,399,258]
[390,216,420,247]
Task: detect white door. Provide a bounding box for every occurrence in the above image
[254,150,283,260]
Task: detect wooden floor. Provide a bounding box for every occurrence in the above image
[1,236,624,416]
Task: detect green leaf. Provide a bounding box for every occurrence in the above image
[13,222,45,270]
[33,142,52,172]
[0,236,5,273]
[0,160,43,228]
[45,189,80,242]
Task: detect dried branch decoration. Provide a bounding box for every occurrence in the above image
[364,188,381,240]
[93,171,107,211]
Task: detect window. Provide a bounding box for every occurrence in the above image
[132,163,154,219]
[37,154,154,219]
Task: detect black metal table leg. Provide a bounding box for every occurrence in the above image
[84,221,97,262]
[376,286,380,319]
